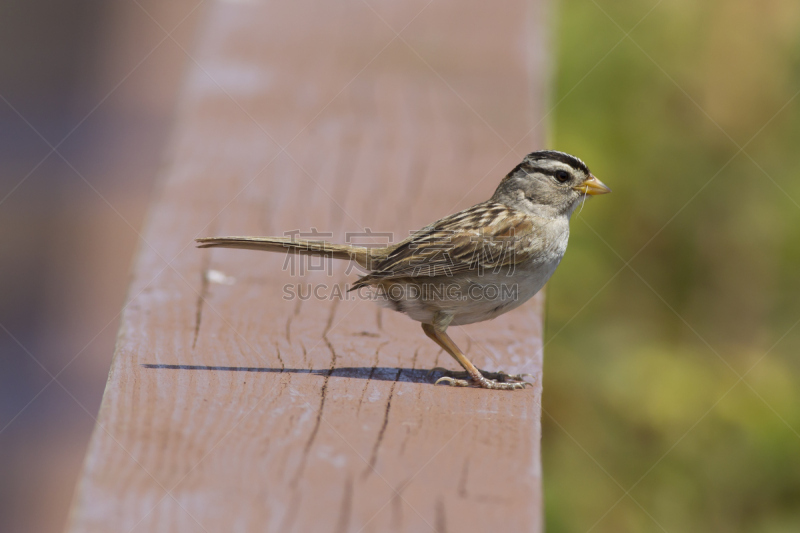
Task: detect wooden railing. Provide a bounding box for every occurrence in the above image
[67,0,547,531]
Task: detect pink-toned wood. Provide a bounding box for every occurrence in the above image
[66,0,548,531]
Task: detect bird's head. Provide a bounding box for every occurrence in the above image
[492,150,611,218]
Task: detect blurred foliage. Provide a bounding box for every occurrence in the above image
[544,0,800,531]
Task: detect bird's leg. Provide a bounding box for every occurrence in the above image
[421,322,453,375]
[422,326,479,379]
[422,323,531,384]
[421,318,531,390]
[433,329,531,390]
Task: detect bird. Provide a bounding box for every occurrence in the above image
[197,150,610,390]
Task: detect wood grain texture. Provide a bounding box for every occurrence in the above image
[66,0,549,531]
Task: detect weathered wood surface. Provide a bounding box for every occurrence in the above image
[67,0,548,531]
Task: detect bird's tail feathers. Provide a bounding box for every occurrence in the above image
[196,236,383,268]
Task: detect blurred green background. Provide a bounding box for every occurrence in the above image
[545,0,800,531]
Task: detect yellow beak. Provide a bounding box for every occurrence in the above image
[573,175,611,196]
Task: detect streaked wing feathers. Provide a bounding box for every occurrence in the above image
[352,202,535,288]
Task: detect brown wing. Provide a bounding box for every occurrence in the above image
[351,202,537,289]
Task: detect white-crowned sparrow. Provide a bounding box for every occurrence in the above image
[198,150,611,390]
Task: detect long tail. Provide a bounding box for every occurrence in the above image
[196,236,386,269]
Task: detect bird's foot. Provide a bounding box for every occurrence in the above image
[428,367,533,383]
[429,367,534,390]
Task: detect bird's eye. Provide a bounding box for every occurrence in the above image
[555,170,570,183]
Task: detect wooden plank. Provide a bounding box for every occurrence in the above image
[66,0,548,531]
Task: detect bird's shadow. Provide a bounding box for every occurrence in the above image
[141,364,434,384]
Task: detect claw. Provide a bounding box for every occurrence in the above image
[493,371,535,383]
[435,376,470,387]
[475,377,532,390]
[429,367,536,389]
[429,368,533,380]
[434,374,533,390]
